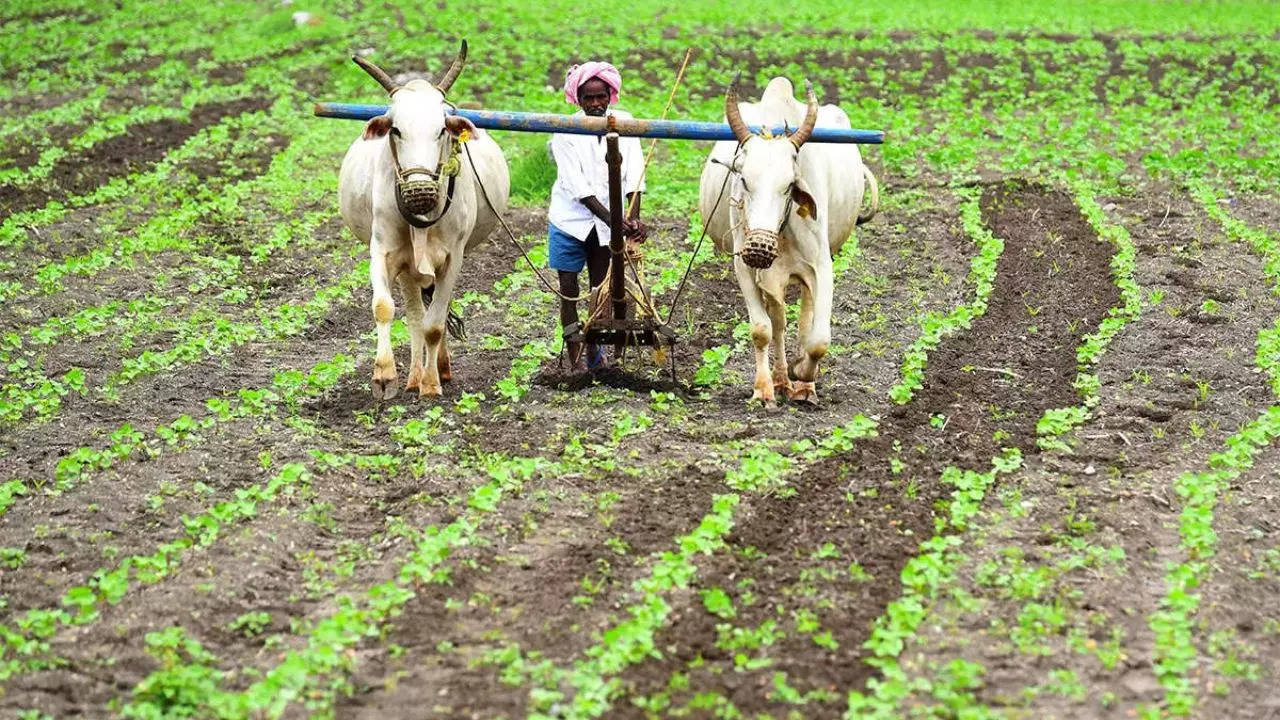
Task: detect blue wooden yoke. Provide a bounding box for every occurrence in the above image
[313,102,884,144]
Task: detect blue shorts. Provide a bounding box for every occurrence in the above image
[548,224,599,273]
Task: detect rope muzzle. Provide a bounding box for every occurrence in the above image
[396,172,441,216]
[390,132,462,228]
[741,228,780,269]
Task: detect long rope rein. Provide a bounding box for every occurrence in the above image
[662,145,738,325]
[463,141,596,302]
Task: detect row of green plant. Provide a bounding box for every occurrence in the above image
[0,260,363,428]
[0,96,315,257]
[844,449,1023,719]
[0,230,572,690]
[118,450,548,719]
[1034,177,1144,449]
[0,462,322,681]
[0,341,367,676]
[1148,196,1280,716]
[1150,405,1280,716]
[0,0,344,105]
[1,127,350,404]
[1,86,271,190]
[112,359,680,714]
[889,188,1003,403]
[522,415,880,717]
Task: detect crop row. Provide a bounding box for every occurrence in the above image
[889,188,1002,404]
[455,196,993,715]
[1035,177,1144,449]
[0,247,363,428]
[862,178,1147,717]
[13,192,940,715]
[1148,187,1280,716]
[4,336,485,686]
[0,0,344,104]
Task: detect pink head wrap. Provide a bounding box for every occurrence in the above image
[564,61,621,106]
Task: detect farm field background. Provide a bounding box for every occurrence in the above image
[1,0,1278,718]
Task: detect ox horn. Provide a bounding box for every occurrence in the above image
[435,39,468,95]
[724,75,752,144]
[789,79,819,149]
[352,55,399,95]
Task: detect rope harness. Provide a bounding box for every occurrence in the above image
[720,153,795,271]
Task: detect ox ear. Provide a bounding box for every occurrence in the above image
[363,114,392,140]
[444,114,477,138]
[791,178,818,221]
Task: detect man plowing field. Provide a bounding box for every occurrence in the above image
[547,61,649,370]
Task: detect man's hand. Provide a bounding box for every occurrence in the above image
[623,217,648,243]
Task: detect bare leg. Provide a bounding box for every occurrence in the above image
[585,231,613,364]
[764,285,791,397]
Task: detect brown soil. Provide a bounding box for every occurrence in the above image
[1194,444,1280,720]
[594,180,1120,716]
[893,188,1280,717]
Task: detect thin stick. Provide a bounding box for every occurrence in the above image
[628,48,693,218]
[623,48,693,319]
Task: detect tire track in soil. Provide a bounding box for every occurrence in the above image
[605,180,1120,717]
[892,189,1279,716]
[327,193,978,718]
[0,97,271,216]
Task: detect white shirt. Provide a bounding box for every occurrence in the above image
[547,109,646,247]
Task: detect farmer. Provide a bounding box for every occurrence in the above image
[548,61,648,370]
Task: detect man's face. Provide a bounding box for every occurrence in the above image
[577,77,610,116]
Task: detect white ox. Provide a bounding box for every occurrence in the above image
[338,42,510,399]
[699,77,878,405]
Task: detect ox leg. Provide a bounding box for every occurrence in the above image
[733,259,775,406]
[790,263,832,406]
[764,289,791,397]
[418,252,459,397]
[400,275,427,393]
[370,244,399,400]
[437,332,453,383]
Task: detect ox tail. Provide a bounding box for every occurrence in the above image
[856,166,880,226]
[421,286,467,341]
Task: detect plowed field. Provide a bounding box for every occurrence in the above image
[1,2,1277,719]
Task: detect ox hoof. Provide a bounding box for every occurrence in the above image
[417,383,444,398]
[372,376,399,400]
[773,378,793,396]
[788,382,818,406]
